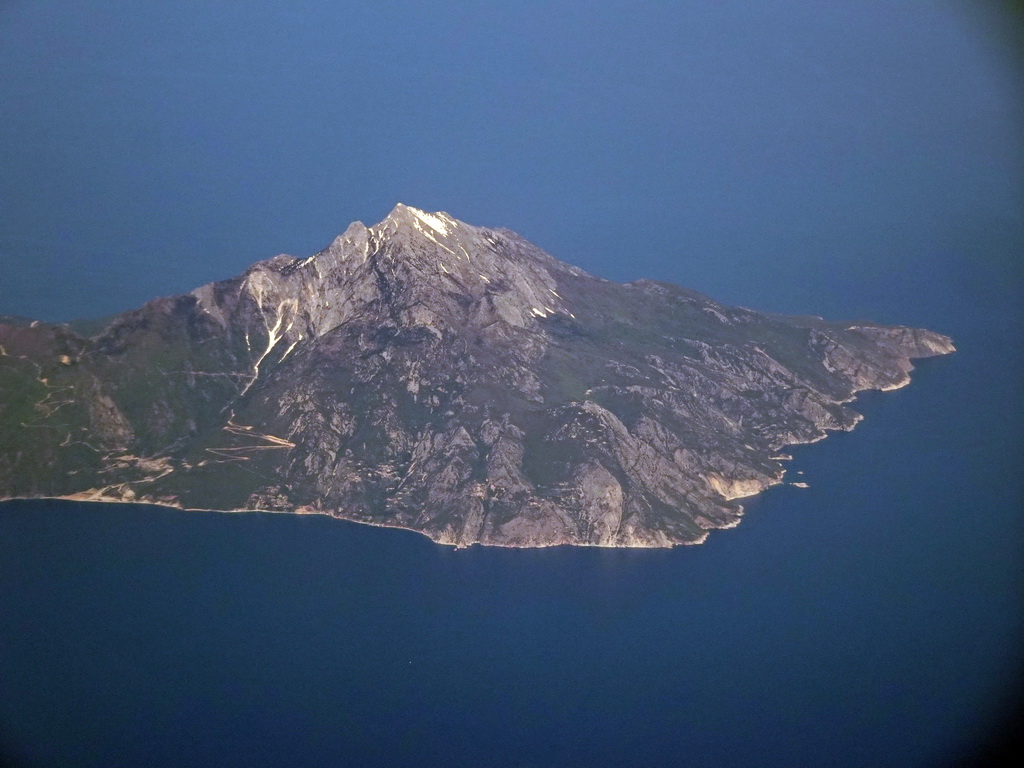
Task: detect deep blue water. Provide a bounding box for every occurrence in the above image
[1,1,1023,766]
[2,279,1022,767]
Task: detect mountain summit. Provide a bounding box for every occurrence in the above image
[0,207,954,547]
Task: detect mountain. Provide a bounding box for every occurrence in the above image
[0,204,954,547]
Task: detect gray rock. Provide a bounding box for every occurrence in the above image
[0,205,955,547]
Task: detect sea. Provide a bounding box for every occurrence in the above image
[1,2,1022,765]
[1,263,1021,768]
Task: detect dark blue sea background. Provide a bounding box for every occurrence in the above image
[1,2,1022,766]
[2,250,1022,767]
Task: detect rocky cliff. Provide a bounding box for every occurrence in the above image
[0,204,954,547]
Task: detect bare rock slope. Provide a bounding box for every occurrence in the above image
[0,205,954,547]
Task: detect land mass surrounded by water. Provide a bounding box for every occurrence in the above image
[0,205,954,547]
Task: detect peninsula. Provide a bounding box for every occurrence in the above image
[0,205,954,547]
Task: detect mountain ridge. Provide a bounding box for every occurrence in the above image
[0,205,954,547]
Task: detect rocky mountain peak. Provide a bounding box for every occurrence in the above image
[355,203,474,263]
[375,202,462,237]
[290,205,573,333]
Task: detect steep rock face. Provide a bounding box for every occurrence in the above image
[0,205,955,547]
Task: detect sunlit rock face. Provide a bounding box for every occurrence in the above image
[0,205,954,547]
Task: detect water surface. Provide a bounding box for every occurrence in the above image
[2,316,1021,767]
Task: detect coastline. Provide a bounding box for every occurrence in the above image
[0,347,952,551]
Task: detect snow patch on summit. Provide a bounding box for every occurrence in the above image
[409,208,451,236]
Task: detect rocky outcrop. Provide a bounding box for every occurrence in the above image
[0,205,954,547]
